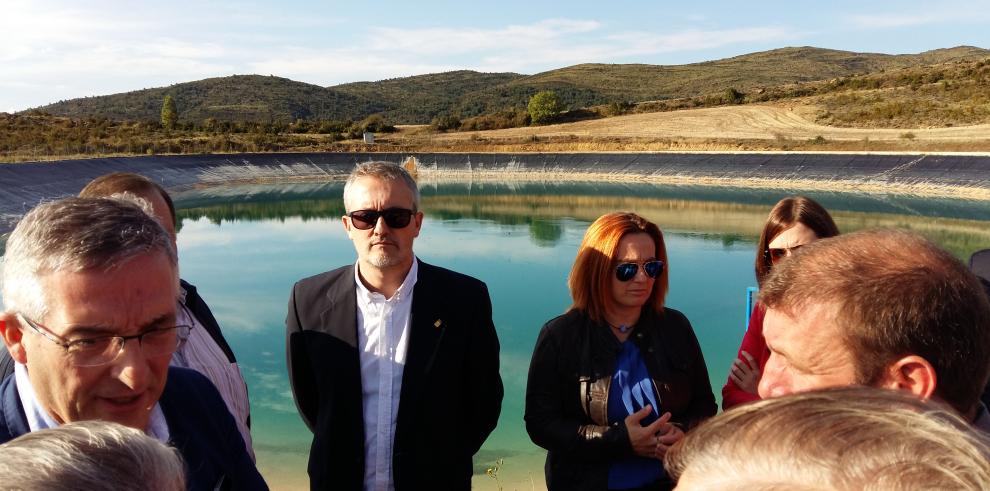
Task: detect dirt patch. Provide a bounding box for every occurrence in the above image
[412,104,990,143]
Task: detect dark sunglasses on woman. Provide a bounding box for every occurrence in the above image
[348,208,415,230]
[765,244,804,265]
[615,260,664,282]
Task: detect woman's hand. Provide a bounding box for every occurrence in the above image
[625,406,669,458]
[653,412,684,459]
[729,350,761,395]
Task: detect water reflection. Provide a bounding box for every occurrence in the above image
[175,181,990,259]
[3,180,988,490]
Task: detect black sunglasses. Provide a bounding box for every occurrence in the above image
[348,208,415,230]
[615,260,664,282]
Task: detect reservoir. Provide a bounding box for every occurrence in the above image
[167,180,990,489]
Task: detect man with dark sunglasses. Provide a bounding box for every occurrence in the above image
[0,197,266,490]
[286,161,503,491]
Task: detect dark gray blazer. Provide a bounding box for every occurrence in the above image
[286,259,503,490]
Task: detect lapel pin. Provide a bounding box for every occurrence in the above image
[434,319,443,329]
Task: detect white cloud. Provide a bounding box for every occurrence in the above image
[607,27,797,57]
[0,5,803,111]
[845,9,990,29]
[846,13,944,29]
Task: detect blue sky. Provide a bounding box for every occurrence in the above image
[2,0,989,113]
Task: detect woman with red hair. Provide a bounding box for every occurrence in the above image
[525,212,716,491]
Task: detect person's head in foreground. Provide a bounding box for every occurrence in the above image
[79,171,178,246]
[0,197,182,431]
[755,195,839,287]
[568,211,669,323]
[666,386,990,490]
[342,161,423,276]
[757,228,990,420]
[0,420,185,491]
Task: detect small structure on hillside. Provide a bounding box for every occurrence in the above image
[363,132,375,144]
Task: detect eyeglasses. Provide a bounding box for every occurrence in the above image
[765,244,806,265]
[16,313,191,368]
[347,208,415,230]
[615,260,664,282]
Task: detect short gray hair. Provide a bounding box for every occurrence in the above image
[665,386,990,490]
[343,161,420,212]
[0,197,177,321]
[0,420,186,491]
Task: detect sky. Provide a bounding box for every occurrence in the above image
[2,0,989,113]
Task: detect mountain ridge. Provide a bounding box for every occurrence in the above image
[25,45,990,125]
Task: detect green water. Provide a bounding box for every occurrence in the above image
[169,181,990,489]
[5,180,989,489]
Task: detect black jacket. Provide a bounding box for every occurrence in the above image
[525,307,717,491]
[0,367,267,490]
[285,260,503,490]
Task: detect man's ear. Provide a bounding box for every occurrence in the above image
[877,355,937,400]
[0,313,28,364]
[412,210,424,238]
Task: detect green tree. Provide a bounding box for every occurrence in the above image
[724,87,744,104]
[160,95,178,130]
[528,90,562,125]
[431,114,462,132]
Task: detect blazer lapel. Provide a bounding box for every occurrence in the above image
[0,376,30,441]
[396,260,445,434]
[320,265,359,348]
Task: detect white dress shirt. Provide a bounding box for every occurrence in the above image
[13,362,170,442]
[355,259,418,491]
[171,287,254,460]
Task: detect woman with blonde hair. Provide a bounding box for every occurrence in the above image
[526,212,716,491]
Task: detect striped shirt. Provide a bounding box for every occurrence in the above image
[171,288,254,460]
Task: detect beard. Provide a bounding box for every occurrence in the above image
[367,249,402,268]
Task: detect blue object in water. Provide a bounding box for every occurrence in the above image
[745,286,759,330]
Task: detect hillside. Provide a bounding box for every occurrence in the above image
[332,71,525,122]
[448,46,990,115]
[32,75,386,123]
[27,46,989,125]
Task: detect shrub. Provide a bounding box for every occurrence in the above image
[528,90,563,125]
[431,114,461,132]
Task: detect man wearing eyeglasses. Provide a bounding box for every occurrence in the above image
[286,161,503,491]
[0,197,266,490]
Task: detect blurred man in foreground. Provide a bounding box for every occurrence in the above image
[757,229,990,429]
[666,386,990,489]
[0,420,186,491]
[0,197,266,490]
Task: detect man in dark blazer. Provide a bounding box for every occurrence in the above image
[0,366,265,490]
[0,197,266,490]
[286,162,503,490]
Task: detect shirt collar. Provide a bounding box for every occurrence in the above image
[178,283,188,304]
[13,362,170,443]
[354,258,419,303]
